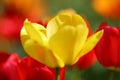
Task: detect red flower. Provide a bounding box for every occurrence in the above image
[0,15,24,40]
[18,57,56,80]
[95,23,120,70]
[0,15,47,41]
[1,0,47,22]
[0,52,65,80]
[0,52,19,80]
[76,50,96,69]
[0,0,47,41]
[76,19,97,69]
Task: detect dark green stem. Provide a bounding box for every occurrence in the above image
[109,70,115,80]
[56,68,60,80]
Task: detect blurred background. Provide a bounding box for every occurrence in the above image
[0,0,120,80]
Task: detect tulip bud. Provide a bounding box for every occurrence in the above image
[95,22,120,70]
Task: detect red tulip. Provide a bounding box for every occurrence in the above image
[0,15,47,41]
[76,19,97,69]
[76,50,96,69]
[18,57,65,80]
[0,52,20,80]
[1,0,47,21]
[18,57,56,80]
[0,0,48,41]
[0,52,65,80]
[95,22,120,70]
[0,15,24,40]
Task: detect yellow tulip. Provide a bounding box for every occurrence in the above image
[21,13,103,68]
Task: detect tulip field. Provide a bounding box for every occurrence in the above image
[0,0,120,80]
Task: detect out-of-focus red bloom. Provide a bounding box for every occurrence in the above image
[95,23,120,70]
[18,57,56,80]
[0,0,48,41]
[18,57,65,80]
[76,50,96,69]
[92,0,120,20]
[0,52,19,80]
[76,19,97,69]
[0,15,24,40]
[0,15,47,41]
[0,52,65,80]
[1,0,47,21]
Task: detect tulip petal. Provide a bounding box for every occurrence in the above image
[47,14,72,39]
[21,28,61,68]
[75,30,104,63]
[72,14,87,26]
[49,26,75,65]
[23,19,47,46]
[49,24,88,65]
[73,25,88,60]
[72,14,89,58]
[46,17,59,39]
[21,20,63,68]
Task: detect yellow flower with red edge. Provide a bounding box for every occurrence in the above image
[21,13,103,68]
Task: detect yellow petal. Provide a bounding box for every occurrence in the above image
[73,25,88,61]
[74,30,104,63]
[49,24,88,65]
[56,13,72,26]
[71,14,89,61]
[21,26,47,66]
[72,14,87,26]
[23,19,47,46]
[21,20,63,68]
[44,50,65,68]
[46,16,59,39]
[46,14,72,39]
[21,36,59,68]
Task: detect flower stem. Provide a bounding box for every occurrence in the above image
[109,70,115,80]
[56,68,60,80]
[60,67,66,80]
